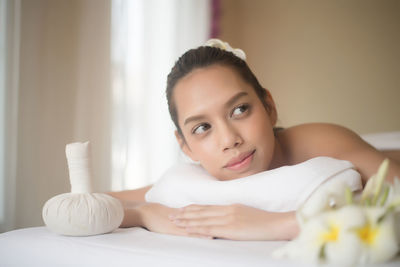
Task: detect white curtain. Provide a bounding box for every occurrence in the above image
[111,0,211,190]
[1,0,113,232]
[0,0,20,233]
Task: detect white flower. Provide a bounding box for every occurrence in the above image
[275,159,400,265]
[298,205,365,265]
[204,39,246,60]
[276,206,365,265]
[277,205,399,265]
[355,207,399,264]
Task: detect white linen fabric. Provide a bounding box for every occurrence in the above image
[1,227,400,267]
[65,142,93,193]
[146,157,362,212]
[0,227,302,267]
[42,192,124,236]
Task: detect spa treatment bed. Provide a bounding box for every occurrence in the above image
[1,226,400,266]
[1,132,399,266]
[0,226,294,267]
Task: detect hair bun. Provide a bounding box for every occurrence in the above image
[204,39,246,60]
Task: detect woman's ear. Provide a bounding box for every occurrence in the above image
[174,130,199,162]
[264,88,278,126]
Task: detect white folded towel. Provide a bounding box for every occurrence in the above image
[145,157,362,212]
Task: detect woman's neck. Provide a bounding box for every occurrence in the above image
[269,135,287,170]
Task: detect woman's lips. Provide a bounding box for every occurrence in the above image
[224,150,256,171]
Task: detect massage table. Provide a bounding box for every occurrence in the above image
[1,131,399,266]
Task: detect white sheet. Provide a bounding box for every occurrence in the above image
[1,227,399,267]
[0,227,293,267]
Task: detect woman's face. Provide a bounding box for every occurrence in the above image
[174,65,277,181]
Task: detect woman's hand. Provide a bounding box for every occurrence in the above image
[135,202,213,239]
[169,204,299,241]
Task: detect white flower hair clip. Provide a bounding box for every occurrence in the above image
[204,39,246,61]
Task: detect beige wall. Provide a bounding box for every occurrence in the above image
[8,0,400,231]
[220,0,400,134]
[14,0,111,229]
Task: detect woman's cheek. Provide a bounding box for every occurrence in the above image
[192,135,218,161]
[243,116,269,141]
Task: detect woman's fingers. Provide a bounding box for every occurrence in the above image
[186,233,214,239]
[168,204,241,239]
[167,204,268,240]
[171,215,232,228]
[169,204,233,220]
[185,225,233,240]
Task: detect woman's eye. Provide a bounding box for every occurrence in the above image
[231,104,250,117]
[192,123,211,135]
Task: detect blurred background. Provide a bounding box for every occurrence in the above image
[0,0,399,232]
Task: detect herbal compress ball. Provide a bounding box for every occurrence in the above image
[42,142,124,236]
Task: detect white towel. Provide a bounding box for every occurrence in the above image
[145,157,362,212]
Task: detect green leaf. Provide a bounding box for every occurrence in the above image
[379,185,389,206]
[361,175,375,204]
[345,187,353,204]
[319,243,326,260]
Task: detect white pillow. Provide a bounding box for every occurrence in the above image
[145,157,362,212]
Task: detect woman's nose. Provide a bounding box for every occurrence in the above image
[218,122,243,151]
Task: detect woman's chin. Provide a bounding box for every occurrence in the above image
[216,167,265,181]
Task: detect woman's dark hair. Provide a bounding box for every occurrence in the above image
[166,46,271,136]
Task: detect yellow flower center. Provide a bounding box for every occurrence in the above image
[321,224,339,242]
[357,224,378,245]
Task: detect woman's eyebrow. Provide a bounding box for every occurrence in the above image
[224,92,248,108]
[184,114,206,126]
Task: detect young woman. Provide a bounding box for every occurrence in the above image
[108,41,400,241]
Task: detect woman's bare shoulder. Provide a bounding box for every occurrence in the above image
[282,122,358,136]
[277,123,400,182]
[277,123,369,163]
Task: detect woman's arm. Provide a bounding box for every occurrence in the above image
[108,187,296,240]
[107,185,152,203]
[323,126,400,183]
[281,123,400,183]
[169,204,299,241]
[382,150,400,164]
[107,186,212,238]
[106,185,152,227]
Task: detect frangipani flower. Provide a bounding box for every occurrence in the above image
[275,159,400,265]
[355,207,398,264]
[290,205,365,265]
[204,39,246,60]
[277,205,399,265]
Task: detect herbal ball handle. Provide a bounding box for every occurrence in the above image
[66,142,93,193]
